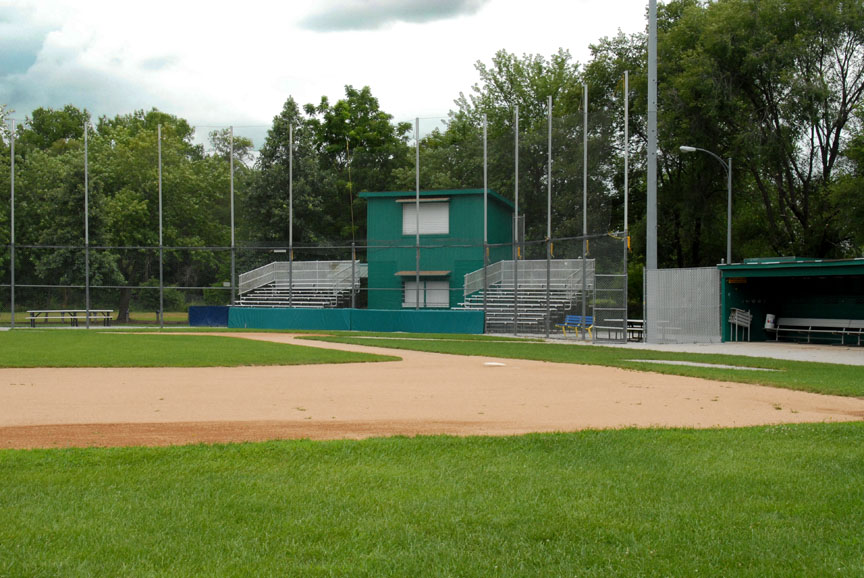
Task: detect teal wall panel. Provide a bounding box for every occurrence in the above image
[228,307,485,334]
[349,309,484,334]
[228,308,351,331]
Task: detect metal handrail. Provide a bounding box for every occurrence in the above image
[239,260,368,295]
[464,259,595,297]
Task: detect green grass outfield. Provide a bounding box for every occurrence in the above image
[1,424,863,577]
[2,330,863,575]
[304,334,864,398]
[0,331,397,367]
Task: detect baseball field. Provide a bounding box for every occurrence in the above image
[1,329,863,576]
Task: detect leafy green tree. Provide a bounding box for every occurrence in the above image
[208,128,254,166]
[244,97,333,251]
[0,105,12,283]
[0,104,11,145]
[304,85,412,240]
[831,110,864,253]
[663,0,864,260]
[418,47,636,251]
[11,109,124,307]
[449,49,586,242]
[248,88,411,249]
[87,109,233,319]
[16,105,89,155]
[134,278,186,314]
[582,31,648,242]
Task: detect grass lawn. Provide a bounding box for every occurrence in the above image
[1,423,863,577]
[0,331,397,367]
[305,334,864,398]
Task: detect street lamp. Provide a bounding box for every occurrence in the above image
[680,145,732,264]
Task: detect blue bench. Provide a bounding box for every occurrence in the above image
[555,315,593,338]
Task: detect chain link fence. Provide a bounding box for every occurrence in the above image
[1,98,633,332]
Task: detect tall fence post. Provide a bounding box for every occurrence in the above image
[546,238,552,338]
[624,70,630,236]
[289,123,293,308]
[229,126,235,305]
[351,241,356,309]
[582,83,588,340]
[624,71,630,341]
[415,117,420,311]
[9,119,14,328]
[545,96,552,338]
[623,230,629,341]
[513,106,519,336]
[84,121,90,329]
[647,0,658,271]
[482,114,488,332]
[158,124,164,329]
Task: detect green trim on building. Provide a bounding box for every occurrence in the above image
[359,188,515,210]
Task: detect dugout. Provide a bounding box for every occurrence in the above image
[718,257,864,342]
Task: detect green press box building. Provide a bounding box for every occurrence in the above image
[359,189,514,310]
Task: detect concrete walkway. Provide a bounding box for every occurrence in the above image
[549,337,864,366]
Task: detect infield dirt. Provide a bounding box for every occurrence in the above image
[1,332,862,448]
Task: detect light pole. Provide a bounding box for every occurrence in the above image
[680,145,732,264]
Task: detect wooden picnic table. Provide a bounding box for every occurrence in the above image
[26,309,114,328]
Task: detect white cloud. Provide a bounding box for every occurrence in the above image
[300,0,490,31]
[1,0,648,148]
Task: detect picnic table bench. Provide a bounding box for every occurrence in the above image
[26,309,114,328]
[555,315,594,338]
[591,318,645,341]
[626,319,644,341]
[766,317,864,345]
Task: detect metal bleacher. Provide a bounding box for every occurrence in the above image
[455,259,595,334]
[237,260,367,308]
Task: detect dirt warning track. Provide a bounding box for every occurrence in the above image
[1,332,862,449]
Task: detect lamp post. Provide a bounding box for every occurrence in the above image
[680,145,732,264]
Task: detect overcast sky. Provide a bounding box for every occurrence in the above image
[1,0,646,147]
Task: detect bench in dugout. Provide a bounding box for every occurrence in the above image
[767,317,864,346]
[728,308,753,342]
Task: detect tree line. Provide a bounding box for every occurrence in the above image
[1,0,863,319]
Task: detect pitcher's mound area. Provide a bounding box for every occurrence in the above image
[2,333,862,449]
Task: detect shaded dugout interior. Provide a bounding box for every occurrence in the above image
[718,257,864,342]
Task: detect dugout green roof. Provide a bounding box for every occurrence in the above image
[718,257,864,278]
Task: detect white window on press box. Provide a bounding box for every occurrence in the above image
[403,280,450,308]
[402,201,449,235]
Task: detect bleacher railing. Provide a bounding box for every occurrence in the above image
[463,259,595,297]
[239,260,368,295]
